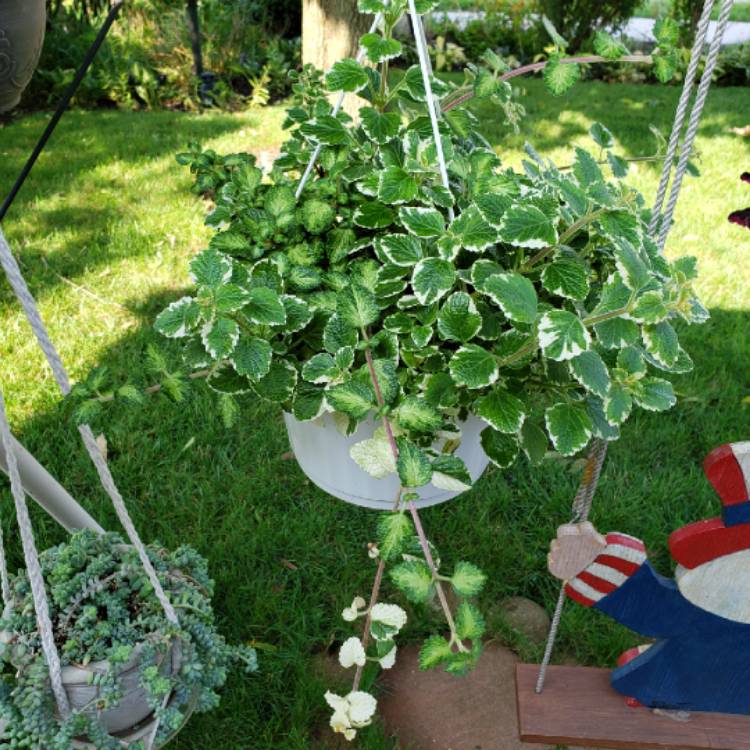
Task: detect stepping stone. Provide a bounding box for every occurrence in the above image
[495,597,551,645]
[379,642,553,750]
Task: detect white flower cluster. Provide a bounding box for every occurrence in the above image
[324,690,377,741]
[328,601,408,740]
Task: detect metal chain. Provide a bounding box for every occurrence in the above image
[535,439,608,693]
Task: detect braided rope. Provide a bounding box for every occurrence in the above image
[0,228,179,631]
[0,478,11,608]
[535,439,608,694]
[649,0,717,235]
[0,389,71,717]
[407,0,455,223]
[295,11,385,199]
[657,0,736,251]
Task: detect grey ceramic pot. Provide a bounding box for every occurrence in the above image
[0,0,47,113]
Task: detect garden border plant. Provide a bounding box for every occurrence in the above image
[66,3,707,742]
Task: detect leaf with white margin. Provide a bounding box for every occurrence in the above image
[281,294,313,333]
[614,240,650,292]
[450,205,497,252]
[545,403,593,456]
[326,381,374,419]
[155,297,200,338]
[449,344,498,389]
[569,350,610,398]
[397,396,442,433]
[326,58,369,93]
[244,287,287,326]
[437,292,482,342]
[482,272,538,324]
[350,432,397,479]
[431,454,472,492]
[359,107,401,144]
[232,336,272,382]
[377,512,414,561]
[480,427,519,468]
[360,33,402,64]
[633,377,676,412]
[498,204,558,248]
[541,259,590,301]
[292,382,326,421]
[251,359,298,403]
[323,313,358,353]
[605,383,633,424]
[631,290,669,325]
[299,115,350,146]
[476,388,526,434]
[470,259,503,292]
[412,258,455,305]
[539,310,591,361]
[302,353,338,384]
[338,283,380,328]
[396,437,432,488]
[378,166,418,205]
[190,248,233,287]
[399,206,445,238]
[475,193,512,228]
[377,234,423,267]
[201,316,239,359]
[353,201,395,229]
[642,320,679,367]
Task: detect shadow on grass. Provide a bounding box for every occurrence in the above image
[0,109,259,297]
[1,296,749,747]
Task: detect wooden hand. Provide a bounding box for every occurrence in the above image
[548,522,607,582]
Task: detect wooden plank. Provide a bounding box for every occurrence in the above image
[516,664,750,750]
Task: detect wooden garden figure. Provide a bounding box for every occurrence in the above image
[548,442,750,715]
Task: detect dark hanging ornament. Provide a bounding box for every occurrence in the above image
[0,0,47,114]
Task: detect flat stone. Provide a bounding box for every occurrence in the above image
[379,642,553,750]
[495,597,551,645]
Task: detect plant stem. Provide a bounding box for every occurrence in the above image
[441,55,653,113]
[362,335,461,649]
[521,208,608,272]
[495,336,538,368]
[95,369,211,403]
[582,305,631,327]
[407,499,465,651]
[352,556,387,691]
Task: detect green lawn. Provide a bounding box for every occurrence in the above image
[0,78,749,749]
[435,0,750,22]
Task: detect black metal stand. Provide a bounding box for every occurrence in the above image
[0,0,124,223]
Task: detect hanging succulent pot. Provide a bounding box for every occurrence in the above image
[0,0,46,114]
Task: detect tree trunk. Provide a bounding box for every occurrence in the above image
[302,0,373,115]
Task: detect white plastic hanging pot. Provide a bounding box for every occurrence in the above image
[285,411,490,509]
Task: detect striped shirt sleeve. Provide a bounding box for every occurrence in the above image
[565,532,647,608]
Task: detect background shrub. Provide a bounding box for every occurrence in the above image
[23,0,301,111]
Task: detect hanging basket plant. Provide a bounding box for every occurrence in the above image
[63,2,706,741]
[0,530,258,749]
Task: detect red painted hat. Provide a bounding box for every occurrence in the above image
[669,443,750,569]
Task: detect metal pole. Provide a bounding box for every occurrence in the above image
[0,434,104,534]
[0,0,125,223]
